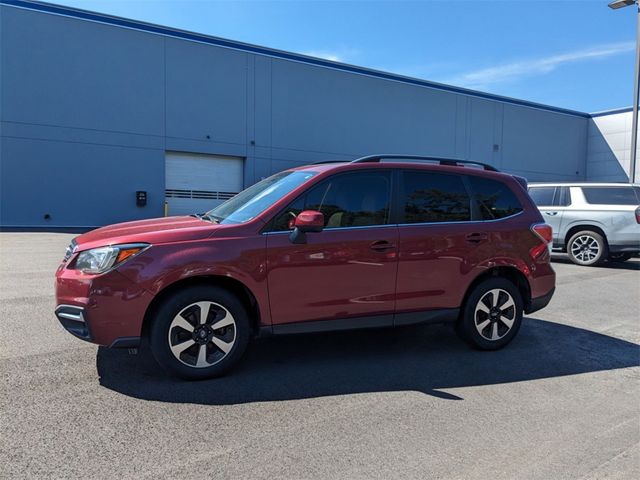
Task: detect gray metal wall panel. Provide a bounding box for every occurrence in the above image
[1,7,164,136]
[501,105,587,181]
[1,137,164,227]
[467,98,497,167]
[270,60,458,157]
[165,37,247,145]
[586,112,635,181]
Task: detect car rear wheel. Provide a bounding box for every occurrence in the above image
[457,278,523,350]
[567,230,608,266]
[608,252,632,262]
[149,285,250,380]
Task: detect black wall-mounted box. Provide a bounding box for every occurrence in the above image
[136,191,147,207]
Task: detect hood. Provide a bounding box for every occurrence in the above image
[75,216,218,251]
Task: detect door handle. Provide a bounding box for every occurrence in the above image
[370,240,395,252]
[544,211,559,216]
[466,233,488,244]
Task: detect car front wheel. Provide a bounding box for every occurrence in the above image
[149,285,250,380]
[457,278,523,350]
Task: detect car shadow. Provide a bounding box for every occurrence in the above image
[96,317,640,405]
[551,254,640,270]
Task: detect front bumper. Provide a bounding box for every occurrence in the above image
[55,264,153,347]
[54,304,141,348]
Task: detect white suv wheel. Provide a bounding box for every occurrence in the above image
[567,231,607,266]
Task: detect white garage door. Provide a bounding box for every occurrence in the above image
[165,152,244,216]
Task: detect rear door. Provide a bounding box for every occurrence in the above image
[395,170,486,318]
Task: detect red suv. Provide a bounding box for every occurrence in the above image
[55,155,555,379]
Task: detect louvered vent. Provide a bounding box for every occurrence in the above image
[165,189,238,200]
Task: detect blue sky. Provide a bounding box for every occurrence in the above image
[52,0,636,113]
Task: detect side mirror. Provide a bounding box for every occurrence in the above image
[289,210,324,244]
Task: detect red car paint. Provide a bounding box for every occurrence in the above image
[55,162,555,348]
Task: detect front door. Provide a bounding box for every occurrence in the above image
[265,170,398,327]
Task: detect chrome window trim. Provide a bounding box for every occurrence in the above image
[262,210,524,235]
[397,210,525,227]
[263,223,398,236]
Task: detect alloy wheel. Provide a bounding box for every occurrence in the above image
[167,301,236,368]
[570,235,600,264]
[474,289,516,341]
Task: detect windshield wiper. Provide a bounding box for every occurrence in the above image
[191,212,221,224]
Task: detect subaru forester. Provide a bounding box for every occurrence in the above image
[55,155,556,379]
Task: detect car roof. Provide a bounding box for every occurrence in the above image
[529,182,640,188]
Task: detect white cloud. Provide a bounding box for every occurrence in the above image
[302,50,343,62]
[300,49,357,63]
[445,42,635,90]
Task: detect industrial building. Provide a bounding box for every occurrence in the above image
[0,0,636,229]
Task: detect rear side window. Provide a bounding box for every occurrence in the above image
[528,187,555,207]
[401,171,471,223]
[271,171,392,231]
[582,187,639,205]
[469,176,523,220]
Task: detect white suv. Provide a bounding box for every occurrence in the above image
[528,183,640,266]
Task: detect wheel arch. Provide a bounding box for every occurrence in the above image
[462,266,532,315]
[141,275,262,339]
[563,224,608,251]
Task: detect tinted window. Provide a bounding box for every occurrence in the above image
[528,187,555,207]
[582,187,639,205]
[401,172,471,223]
[271,171,391,231]
[469,176,523,220]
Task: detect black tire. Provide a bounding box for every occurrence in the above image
[608,252,632,262]
[457,278,523,351]
[149,285,250,380]
[566,230,608,266]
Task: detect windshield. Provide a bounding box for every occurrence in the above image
[205,170,317,224]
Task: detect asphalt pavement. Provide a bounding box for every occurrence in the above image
[1,232,638,479]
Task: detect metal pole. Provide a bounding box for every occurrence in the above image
[630,1,640,183]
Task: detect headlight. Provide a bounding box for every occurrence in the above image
[74,243,149,274]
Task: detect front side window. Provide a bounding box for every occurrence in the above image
[469,176,523,220]
[528,187,556,207]
[401,171,471,223]
[206,170,317,224]
[271,171,392,231]
[582,187,640,205]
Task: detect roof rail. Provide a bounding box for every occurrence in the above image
[311,160,349,165]
[351,154,499,172]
